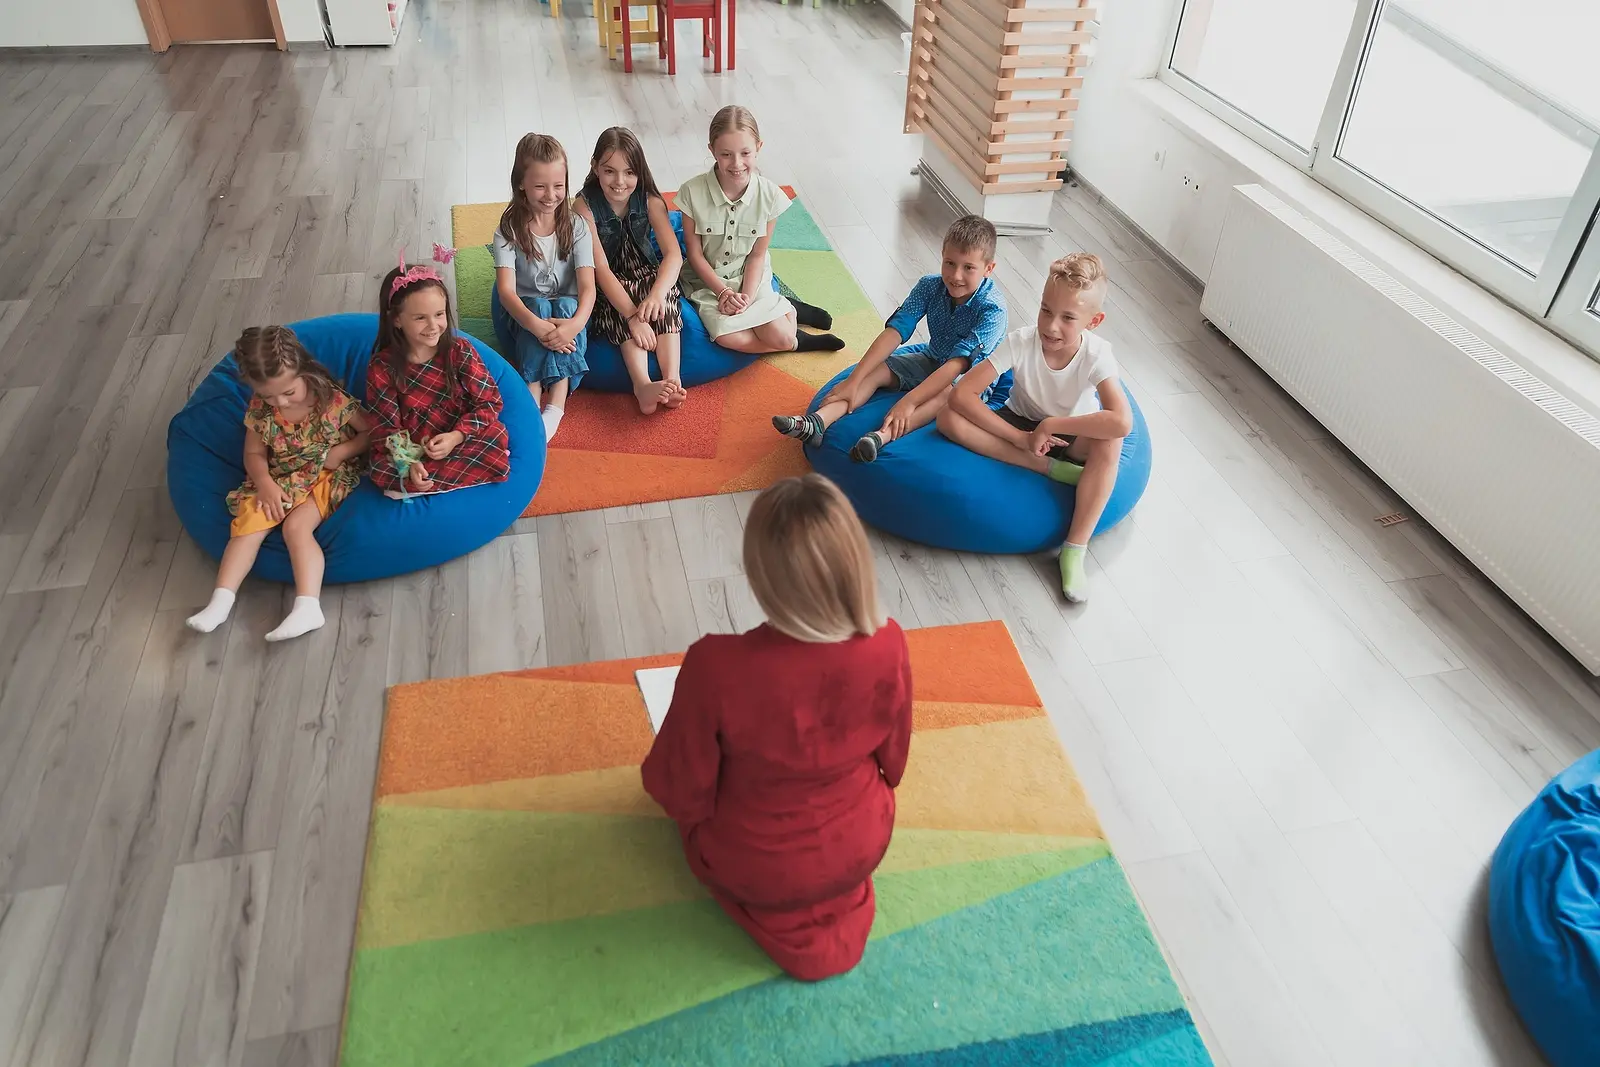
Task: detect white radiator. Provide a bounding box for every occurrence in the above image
[1201,184,1600,674]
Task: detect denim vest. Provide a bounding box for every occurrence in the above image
[581,186,660,268]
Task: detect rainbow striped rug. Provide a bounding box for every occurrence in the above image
[339,621,1213,1065]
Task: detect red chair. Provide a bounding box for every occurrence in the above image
[655,0,722,75]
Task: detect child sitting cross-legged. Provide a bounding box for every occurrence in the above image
[772,214,1007,462]
[935,252,1131,604]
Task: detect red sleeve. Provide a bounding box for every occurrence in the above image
[365,354,404,486]
[874,626,913,788]
[641,643,721,827]
[452,341,505,439]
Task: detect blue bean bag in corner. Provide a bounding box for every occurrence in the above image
[805,366,1152,554]
[166,313,545,586]
[1489,748,1600,1067]
[579,210,780,392]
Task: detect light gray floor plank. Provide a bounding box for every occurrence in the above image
[0,488,180,892]
[536,510,626,666]
[0,886,64,1067]
[6,606,226,1067]
[248,581,391,1040]
[668,495,746,582]
[181,584,336,864]
[129,851,272,1067]
[879,535,990,628]
[607,516,702,657]
[242,1027,339,1067]
[465,531,545,674]
[688,574,766,636]
[386,557,471,684]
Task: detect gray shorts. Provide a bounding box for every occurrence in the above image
[884,344,944,391]
[996,405,1077,460]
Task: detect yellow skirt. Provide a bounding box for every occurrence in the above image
[230,469,341,537]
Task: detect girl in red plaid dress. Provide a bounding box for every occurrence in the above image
[367,262,511,498]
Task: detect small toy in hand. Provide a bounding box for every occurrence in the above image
[387,431,426,498]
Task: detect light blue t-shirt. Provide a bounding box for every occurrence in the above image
[492,214,595,299]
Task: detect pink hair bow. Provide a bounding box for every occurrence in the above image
[432,242,457,265]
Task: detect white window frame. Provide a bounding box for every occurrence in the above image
[1157,0,1600,359]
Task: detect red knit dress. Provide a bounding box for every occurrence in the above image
[365,338,511,493]
[641,620,913,981]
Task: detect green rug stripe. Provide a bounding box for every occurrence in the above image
[341,846,1110,1067]
[769,248,876,317]
[849,1009,1204,1065]
[358,799,1104,951]
[542,858,1189,1066]
[771,199,830,251]
[454,244,496,321]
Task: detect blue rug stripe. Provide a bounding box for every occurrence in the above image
[541,858,1200,1066]
[851,1009,1198,1066]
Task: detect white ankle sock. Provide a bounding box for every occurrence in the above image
[186,588,236,633]
[265,596,325,642]
[541,405,564,440]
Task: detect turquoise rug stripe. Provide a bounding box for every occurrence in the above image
[1098,1023,1214,1066]
[772,199,829,251]
[545,858,1187,1066]
[850,1009,1201,1065]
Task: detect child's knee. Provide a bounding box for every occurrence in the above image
[935,406,964,435]
[1083,436,1123,466]
[759,321,796,349]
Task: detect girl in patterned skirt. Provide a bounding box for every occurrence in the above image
[367,257,511,499]
[574,127,687,415]
[186,326,372,643]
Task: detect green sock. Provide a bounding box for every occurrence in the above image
[1047,458,1084,485]
[1059,543,1090,603]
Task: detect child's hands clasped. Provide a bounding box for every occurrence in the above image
[1030,426,1072,457]
[422,430,465,460]
[717,288,749,316]
[407,462,434,492]
[635,292,665,324]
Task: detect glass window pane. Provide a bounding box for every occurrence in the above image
[1336,1,1599,274]
[1170,0,1356,149]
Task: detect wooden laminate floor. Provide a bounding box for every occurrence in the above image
[0,2,1592,1064]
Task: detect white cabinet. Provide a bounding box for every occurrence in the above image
[325,0,409,45]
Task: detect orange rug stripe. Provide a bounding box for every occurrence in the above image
[903,621,1043,707]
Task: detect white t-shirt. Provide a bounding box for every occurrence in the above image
[987,326,1117,422]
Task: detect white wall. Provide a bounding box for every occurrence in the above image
[0,0,150,47]
[1071,0,1256,279]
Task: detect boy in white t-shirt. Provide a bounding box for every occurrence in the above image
[936,252,1132,603]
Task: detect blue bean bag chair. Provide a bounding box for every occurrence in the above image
[805,366,1152,554]
[166,313,544,585]
[1489,749,1600,1067]
[580,210,778,392]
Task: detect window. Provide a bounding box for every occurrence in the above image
[1161,0,1600,360]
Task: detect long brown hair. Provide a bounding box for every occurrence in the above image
[235,325,338,412]
[743,475,883,643]
[499,133,575,261]
[375,265,460,399]
[581,126,662,205]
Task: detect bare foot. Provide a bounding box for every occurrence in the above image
[662,379,687,409]
[634,379,671,415]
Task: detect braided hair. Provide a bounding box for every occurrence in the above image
[235,326,338,412]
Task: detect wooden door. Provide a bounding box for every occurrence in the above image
[159,0,276,42]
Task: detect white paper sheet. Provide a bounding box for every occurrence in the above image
[635,666,681,734]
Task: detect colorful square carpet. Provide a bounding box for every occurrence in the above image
[340,621,1214,1066]
[450,191,880,516]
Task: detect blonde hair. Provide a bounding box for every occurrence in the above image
[709,105,760,147]
[1048,252,1108,296]
[743,475,883,644]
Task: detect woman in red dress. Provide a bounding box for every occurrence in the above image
[642,475,913,981]
[367,259,511,497]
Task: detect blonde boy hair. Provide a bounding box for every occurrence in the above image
[743,475,884,644]
[1048,252,1109,305]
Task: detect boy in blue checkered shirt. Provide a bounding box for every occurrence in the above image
[772,215,1008,462]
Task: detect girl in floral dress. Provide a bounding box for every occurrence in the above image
[367,259,510,498]
[186,326,372,642]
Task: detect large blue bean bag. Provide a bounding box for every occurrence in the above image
[1489,748,1600,1067]
[166,314,544,585]
[805,366,1152,554]
[580,210,775,392]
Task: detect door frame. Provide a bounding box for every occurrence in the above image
[134,0,287,52]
